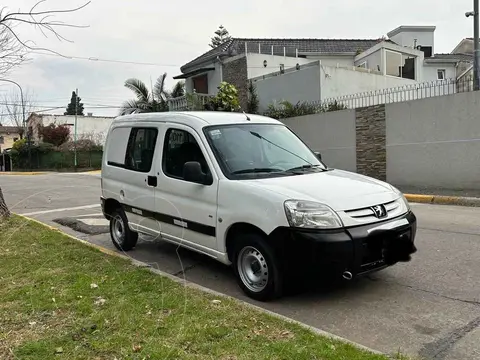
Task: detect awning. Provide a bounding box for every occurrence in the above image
[173,67,215,79]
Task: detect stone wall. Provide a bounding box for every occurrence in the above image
[222,56,248,110]
[355,105,386,181]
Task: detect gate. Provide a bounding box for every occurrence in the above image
[0,153,11,172]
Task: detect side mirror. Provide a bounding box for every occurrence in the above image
[314,151,322,161]
[183,161,212,185]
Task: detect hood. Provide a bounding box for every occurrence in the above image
[244,169,398,211]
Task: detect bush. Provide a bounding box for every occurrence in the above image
[263,100,348,119]
[58,139,102,152]
[205,82,241,112]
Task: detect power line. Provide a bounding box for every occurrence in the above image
[30,51,182,67]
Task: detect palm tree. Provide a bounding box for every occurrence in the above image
[170,81,185,98]
[120,73,169,115]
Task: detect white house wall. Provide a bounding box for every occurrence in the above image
[39,115,114,145]
[319,65,417,100]
[246,53,313,79]
[389,31,435,53]
[305,55,354,68]
[422,64,457,82]
[252,64,321,112]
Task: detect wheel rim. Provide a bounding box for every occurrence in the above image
[112,215,125,245]
[237,246,269,293]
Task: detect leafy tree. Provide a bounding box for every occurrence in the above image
[247,81,259,114]
[39,124,70,146]
[120,73,169,115]
[209,25,232,48]
[64,91,84,116]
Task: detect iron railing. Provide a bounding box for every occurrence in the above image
[309,77,475,110]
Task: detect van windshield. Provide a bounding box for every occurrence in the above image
[203,124,325,179]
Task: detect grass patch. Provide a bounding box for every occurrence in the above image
[1,215,395,360]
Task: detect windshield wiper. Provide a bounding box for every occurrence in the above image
[231,168,283,175]
[285,164,327,173]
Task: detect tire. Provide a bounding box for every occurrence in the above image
[109,208,138,251]
[232,233,283,301]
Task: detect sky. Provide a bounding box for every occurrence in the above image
[0,0,476,120]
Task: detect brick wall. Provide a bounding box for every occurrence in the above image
[222,56,248,110]
[355,105,386,181]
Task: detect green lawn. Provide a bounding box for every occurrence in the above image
[0,215,397,360]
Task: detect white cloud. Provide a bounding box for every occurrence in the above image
[0,0,476,117]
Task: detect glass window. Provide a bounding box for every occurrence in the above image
[437,69,446,80]
[386,50,403,77]
[163,128,210,180]
[124,127,158,172]
[204,124,324,179]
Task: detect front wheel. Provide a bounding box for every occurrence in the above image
[232,233,283,301]
[109,208,138,251]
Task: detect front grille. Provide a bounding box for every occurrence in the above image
[345,200,399,222]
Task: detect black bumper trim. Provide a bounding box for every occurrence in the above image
[269,211,417,279]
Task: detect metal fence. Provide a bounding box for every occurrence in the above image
[310,77,475,110]
[13,150,103,171]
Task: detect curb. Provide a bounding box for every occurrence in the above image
[15,213,386,358]
[405,194,480,207]
[0,172,47,175]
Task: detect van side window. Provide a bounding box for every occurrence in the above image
[163,128,209,180]
[124,127,158,172]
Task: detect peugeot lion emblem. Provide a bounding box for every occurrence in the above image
[371,204,387,218]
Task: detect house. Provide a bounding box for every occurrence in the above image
[170,25,473,111]
[0,124,22,152]
[27,113,115,146]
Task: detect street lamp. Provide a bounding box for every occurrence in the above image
[0,78,31,169]
[466,0,480,91]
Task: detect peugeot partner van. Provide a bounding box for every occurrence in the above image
[100,111,417,301]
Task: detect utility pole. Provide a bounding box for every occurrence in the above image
[74,88,78,168]
[467,1,480,90]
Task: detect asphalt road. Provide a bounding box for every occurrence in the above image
[2,173,479,360]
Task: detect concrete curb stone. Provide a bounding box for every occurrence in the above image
[405,194,480,207]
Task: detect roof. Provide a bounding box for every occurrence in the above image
[0,125,22,134]
[424,53,473,63]
[113,111,280,131]
[180,38,381,72]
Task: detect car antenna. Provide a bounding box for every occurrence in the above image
[242,111,251,121]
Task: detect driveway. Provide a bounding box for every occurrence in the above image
[2,173,479,360]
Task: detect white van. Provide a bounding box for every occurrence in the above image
[100,111,417,301]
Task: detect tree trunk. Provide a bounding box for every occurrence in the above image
[0,187,10,219]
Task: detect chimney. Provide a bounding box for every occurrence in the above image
[87,112,93,116]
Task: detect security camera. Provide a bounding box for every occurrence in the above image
[466,11,475,18]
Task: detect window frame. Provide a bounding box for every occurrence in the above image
[357,61,367,69]
[122,127,159,173]
[161,127,212,184]
[437,69,446,80]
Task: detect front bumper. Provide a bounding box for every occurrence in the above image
[270,211,417,280]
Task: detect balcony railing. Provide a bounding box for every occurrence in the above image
[167,93,214,111]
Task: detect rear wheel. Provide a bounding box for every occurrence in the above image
[109,208,138,251]
[232,233,283,301]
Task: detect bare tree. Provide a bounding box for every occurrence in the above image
[1,88,36,137]
[0,0,91,77]
[0,187,10,219]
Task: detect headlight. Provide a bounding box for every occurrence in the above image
[391,186,411,211]
[284,200,343,229]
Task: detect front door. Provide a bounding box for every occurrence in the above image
[154,124,218,253]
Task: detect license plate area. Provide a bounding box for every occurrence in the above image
[360,229,412,271]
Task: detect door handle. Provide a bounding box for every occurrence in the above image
[147,176,157,187]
